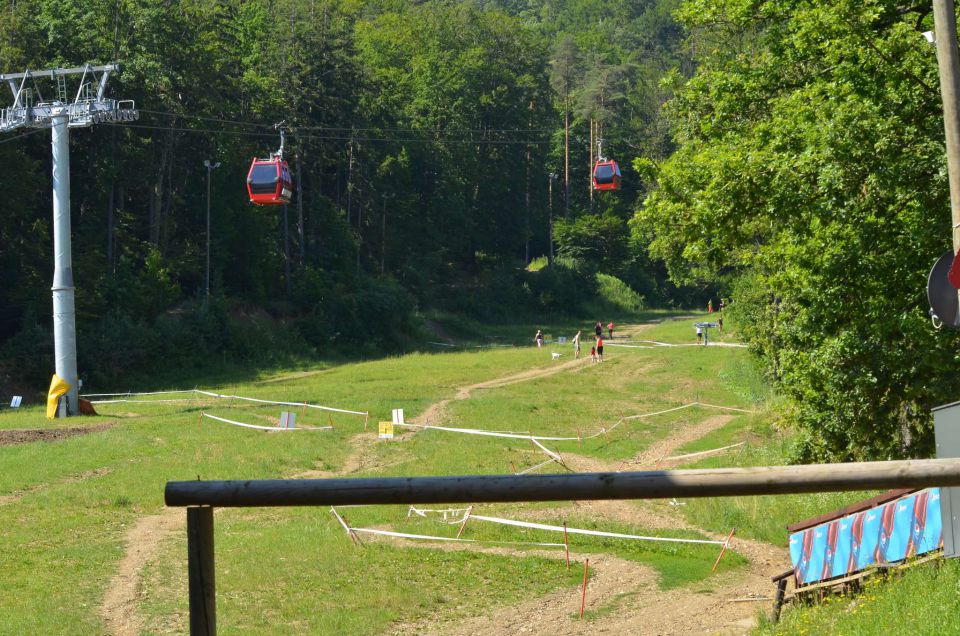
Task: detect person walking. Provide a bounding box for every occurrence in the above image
[590,345,597,363]
[573,330,582,359]
[707,299,713,313]
[718,315,724,334]
[595,321,602,339]
[696,325,703,345]
[535,329,544,348]
[607,322,615,339]
[596,335,604,362]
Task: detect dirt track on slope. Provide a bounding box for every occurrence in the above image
[98,356,588,634]
[99,327,785,635]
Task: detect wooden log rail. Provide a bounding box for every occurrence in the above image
[164,458,960,635]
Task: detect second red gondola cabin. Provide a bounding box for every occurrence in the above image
[593,160,621,191]
[247,157,293,205]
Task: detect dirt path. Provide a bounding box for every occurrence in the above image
[98,431,379,636]
[389,408,789,636]
[100,508,184,636]
[99,327,784,635]
[415,358,586,425]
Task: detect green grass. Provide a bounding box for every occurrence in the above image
[0,315,771,634]
[757,560,960,635]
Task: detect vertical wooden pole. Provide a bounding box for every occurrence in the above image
[187,507,216,636]
[771,578,787,624]
[579,558,590,620]
[563,522,570,570]
[933,0,960,257]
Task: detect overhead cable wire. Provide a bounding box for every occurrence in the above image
[0,128,47,144]
[137,108,553,134]
[104,122,550,145]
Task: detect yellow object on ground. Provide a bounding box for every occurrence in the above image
[46,374,71,419]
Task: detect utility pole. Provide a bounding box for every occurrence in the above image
[296,153,305,264]
[548,174,556,264]
[381,192,395,277]
[932,0,960,257]
[203,159,220,307]
[0,63,137,415]
[564,99,570,219]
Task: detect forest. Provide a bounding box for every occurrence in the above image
[2,0,960,462]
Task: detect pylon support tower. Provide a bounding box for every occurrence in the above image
[0,63,137,415]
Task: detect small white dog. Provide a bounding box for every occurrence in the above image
[551,352,562,360]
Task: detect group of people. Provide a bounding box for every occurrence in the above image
[571,321,612,362]
[534,321,613,362]
[695,298,727,344]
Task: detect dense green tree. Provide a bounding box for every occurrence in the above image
[637,0,960,460]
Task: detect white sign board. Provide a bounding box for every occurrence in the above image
[279,411,297,429]
[10,396,22,408]
[392,409,405,425]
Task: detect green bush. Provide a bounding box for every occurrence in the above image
[595,273,644,312]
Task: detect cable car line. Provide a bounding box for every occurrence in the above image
[136,108,553,135]
[103,122,551,145]
[0,128,48,144]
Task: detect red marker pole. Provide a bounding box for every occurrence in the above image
[456,506,474,539]
[579,558,590,620]
[712,527,736,573]
[563,522,570,570]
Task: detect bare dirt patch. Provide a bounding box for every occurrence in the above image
[100,507,184,636]
[415,358,586,425]
[0,422,113,447]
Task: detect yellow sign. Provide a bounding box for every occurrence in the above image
[378,421,394,439]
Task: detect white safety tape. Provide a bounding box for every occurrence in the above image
[531,438,563,462]
[517,458,559,475]
[661,442,745,462]
[88,398,199,404]
[350,526,566,548]
[193,390,367,416]
[201,412,330,432]
[82,388,367,416]
[395,401,754,443]
[408,506,471,519]
[623,402,754,421]
[394,422,581,442]
[466,514,724,546]
[82,389,197,397]
[693,402,755,414]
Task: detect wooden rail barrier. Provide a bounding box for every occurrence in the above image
[164,458,960,635]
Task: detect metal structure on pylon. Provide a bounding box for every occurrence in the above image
[0,63,138,415]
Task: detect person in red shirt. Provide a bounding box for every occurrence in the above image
[596,336,604,361]
[607,322,615,339]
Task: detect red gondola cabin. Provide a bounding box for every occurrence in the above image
[247,157,293,205]
[592,160,621,191]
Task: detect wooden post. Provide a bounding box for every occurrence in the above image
[579,558,590,620]
[563,522,570,570]
[771,577,788,623]
[933,0,960,257]
[187,507,216,636]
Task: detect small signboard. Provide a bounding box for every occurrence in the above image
[279,411,297,429]
[558,336,567,345]
[10,396,22,408]
[379,421,395,439]
[392,409,405,425]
